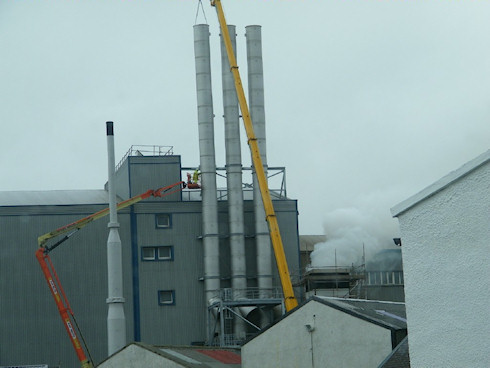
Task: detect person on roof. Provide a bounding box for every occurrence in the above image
[192,169,200,184]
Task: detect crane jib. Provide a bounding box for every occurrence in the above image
[211,0,298,312]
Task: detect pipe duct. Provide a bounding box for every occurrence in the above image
[220,25,247,339]
[246,25,273,300]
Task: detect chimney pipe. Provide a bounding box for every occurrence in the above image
[106,121,126,355]
[193,25,221,312]
[246,26,273,299]
[220,24,247,339]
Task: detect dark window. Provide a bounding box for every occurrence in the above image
[155,214,171,228]
[141,246,173,261]
[158,290,175,305]
[157,246,172,260]
[142,247,156,261]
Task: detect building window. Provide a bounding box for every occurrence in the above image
[158,290,175,305]
[155,214,171,228]
[141,246,173,261]
[157,246,172,260]
[367,271,404,285]
[142,247,156,260]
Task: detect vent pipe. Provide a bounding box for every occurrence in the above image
[246,26,273,298]
[220,25,247,339]
[193,25,221,307]
[106,121,126,355]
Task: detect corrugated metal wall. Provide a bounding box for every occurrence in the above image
[128,155,182,200]
[114,159,130,200]
[0,207,133,366]
[134,210,206,345]
[0,154,299,366]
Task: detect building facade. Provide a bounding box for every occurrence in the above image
[391,149,490,367]
[0,150,300,367]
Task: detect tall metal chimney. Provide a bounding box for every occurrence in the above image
[220,24,247,339]
[246,26,273,298]
[193,25,221,308]
[106,121,126,355]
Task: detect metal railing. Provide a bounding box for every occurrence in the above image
[181,166,288,200]
[116,145,174,171]
[212,287,283,301]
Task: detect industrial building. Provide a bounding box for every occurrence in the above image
[299,238,405,302]
[0,23,301,367]
[392,148,490,367]
[0,147,300,367]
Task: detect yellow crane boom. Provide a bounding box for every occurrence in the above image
[38,181,185,250]
[210,0,298,312]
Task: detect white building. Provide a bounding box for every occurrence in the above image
[242,296,407,368]
[391,149,490,367]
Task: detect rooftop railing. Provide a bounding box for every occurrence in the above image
[116,145,173,171]
[181,166,288,200]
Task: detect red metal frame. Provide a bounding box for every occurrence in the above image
[36,248,93,368]
[36,181,185,367]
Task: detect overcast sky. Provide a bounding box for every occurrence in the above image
[1,0,489,236]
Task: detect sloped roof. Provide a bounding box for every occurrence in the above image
[378,336,410,368]
[99,343,241,368]
[391,149,490,216]
[245,296,407,347]
[312,296,407,330]
[0,190,109,206]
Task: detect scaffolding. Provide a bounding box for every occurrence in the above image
[300,264,367,299]
[207,288,283,347]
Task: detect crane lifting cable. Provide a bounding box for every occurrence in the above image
[194,0,208,25]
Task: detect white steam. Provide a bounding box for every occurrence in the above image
[310,192,401,267]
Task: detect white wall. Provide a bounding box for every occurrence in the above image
[242,300,393,368]
[395,162,490,367]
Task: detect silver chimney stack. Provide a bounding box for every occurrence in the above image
[106,121,126,355]
[246,26,273,298]
[193,25,221,308]
[220,25,247,339]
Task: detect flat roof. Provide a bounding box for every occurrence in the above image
[0,190,108,206]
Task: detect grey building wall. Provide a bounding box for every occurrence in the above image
[126,155,182,200]
[114,158,131,200]
[0,204,134,366]
[365,248,405,302]
[0,154,299,367]
[133,205,206,346]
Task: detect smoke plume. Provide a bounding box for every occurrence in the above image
[310,192,400,268]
